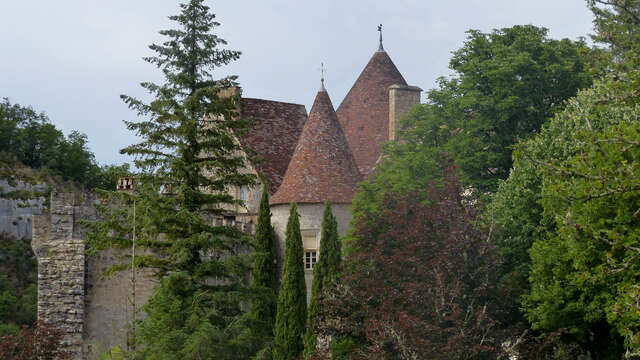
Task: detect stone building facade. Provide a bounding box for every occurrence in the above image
[32,37,420,359]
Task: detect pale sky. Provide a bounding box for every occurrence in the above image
[0,0,595,165]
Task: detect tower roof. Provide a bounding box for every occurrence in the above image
[336,50,407,175]
[271,88,362,205]
[238,98,307,194]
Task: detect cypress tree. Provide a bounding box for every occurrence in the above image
[303,201,341,357]
[273,203,307,360]
[250,184,277,338]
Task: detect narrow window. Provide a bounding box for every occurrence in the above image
[239,186,249,205]
[305,250,317,269]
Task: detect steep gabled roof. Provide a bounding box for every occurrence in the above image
[271,88,362,205]
[336,50,407,176]
[238,98,307,194]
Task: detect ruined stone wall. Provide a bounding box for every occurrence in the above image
[32,192,257,359]
[32,192,91,359]
[32,192,158,359]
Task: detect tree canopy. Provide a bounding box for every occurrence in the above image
[349,25,594,228]
[315,163,503,359]
[488,1,640,356]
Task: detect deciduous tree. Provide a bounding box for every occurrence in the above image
[315,163,503,359]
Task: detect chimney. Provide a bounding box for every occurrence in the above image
[218,86,241,99]
[388,84,421,141]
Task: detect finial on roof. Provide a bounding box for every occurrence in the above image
[320,62,326,91]
[378,24,384,51]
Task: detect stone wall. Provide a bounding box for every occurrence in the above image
[32,192,160,359]
[83,248,157,359]
[388,84,422,141]
[32,192,91,359]
[0,178,46,240]
[32,192,257,359]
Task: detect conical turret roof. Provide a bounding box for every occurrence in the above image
[336,49,407,176]
[271,87,362,205]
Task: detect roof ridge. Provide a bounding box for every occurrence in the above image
[241,97,306,107]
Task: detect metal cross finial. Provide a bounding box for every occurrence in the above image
[378,24,384,51]
[320,62,326,91]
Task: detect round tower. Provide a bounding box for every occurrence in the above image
[270,81,361,301]
[336,33,420,176]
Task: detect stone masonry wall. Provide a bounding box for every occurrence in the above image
[32,192,90,359]
[0,178,46,240]
[388,84,422,141]
[32,192,257,359]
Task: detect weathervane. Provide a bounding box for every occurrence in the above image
[320,62,326,91]
[378,24,384,51]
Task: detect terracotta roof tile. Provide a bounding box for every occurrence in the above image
[271,89,362,205]
[238,98,307,194]
[336,50,407,175]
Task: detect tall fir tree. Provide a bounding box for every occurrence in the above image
[87,1,260,358]
[273,203,307,360]
[250,184,278,341]
[303,201,340,358]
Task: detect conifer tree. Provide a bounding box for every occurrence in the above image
[273,203,307,360]
[250,184,278,339]
[87,1,259,358]
[303,201,340,358]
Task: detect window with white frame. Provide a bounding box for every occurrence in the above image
[305,250,317,270]
[302,229,319,271]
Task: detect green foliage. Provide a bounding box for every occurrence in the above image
[98,346,126,360]
[92,163,132,191]
[522,93,640,357]
[0,234,37,335]
[304,201,340,358]
[588,0,640,76]
[440,25,593,193]
[273,203,307,360]
[136,272,261,360]
[0,97,130,190]
[86,1,260,358]
[329,337,356,360]
[250,185,278,342]
[488,76,638,356]
[350,25,594,237]
[488,3,640,357]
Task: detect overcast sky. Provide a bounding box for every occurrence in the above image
[0,0,596,165]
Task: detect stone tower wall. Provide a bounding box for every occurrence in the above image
[270,202,352,303]
[388,84,422,141]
